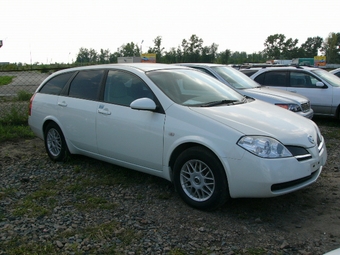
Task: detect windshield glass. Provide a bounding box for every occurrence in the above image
[211,66,261,89]
[312,69,340,87]
[147,69,244,106]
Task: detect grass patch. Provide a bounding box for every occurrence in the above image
[3,239,56,255]
[17,90,33,101]
[0,76,14,86]
[74,195,117,211]
[12,182,58,217]
[0,124,34,142]
[12,199,49,218]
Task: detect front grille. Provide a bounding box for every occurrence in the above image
[286,146,311,161]
[271,170,319,191]
[301,101,311,112]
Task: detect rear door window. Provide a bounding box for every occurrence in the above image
[255,71,288,87]
[68,70,104,100]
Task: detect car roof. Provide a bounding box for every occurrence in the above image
[178,63,225,68]
[241,65,319,72]
[54,63,189,75]
[330,68,340,73]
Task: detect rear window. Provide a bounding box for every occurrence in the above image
[39,72,75,95]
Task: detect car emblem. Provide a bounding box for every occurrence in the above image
[307,135,315,144]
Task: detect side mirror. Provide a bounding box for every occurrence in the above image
[315,81,325,88]
[130,98,157,111]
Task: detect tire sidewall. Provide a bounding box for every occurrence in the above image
[44,122,68,162]
[173,146,229,211]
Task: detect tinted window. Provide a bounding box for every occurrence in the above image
[104,70,154,106]
[290,71,320,88]
[69,70,104,100]
[256,71,287,87]
[39,72,75,95]
[191,67,215,77]
[240,69,258,77]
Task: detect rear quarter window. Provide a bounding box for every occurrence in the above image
[39,72,75,95]
[68,70,104,100]
[240,70,258,77]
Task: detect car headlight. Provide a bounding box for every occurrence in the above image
[237,136,292,158]
[275,104,302,112]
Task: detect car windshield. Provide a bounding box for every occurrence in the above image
[147,69,245,106]
[210,66,261,89]
[312,69,340,87]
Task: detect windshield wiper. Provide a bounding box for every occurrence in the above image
[201,99,239,107]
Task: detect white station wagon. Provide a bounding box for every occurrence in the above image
[28,63,327,210]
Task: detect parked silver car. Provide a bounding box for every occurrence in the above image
[330,68,340,78]
[241,66,340,118]
[177,63,313,119]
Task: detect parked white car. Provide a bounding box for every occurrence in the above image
[177,63,313,119]
[28,63,327,210]
[241,66,340,118]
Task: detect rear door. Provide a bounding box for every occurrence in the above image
[254,70,289,91]
[57,69,104,153]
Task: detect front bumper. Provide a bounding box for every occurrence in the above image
[223,140,327,198]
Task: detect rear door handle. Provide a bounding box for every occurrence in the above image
[58,101,67,107]
[288,90,297,93]
[98,109,111,115]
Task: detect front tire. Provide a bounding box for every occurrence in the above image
[44,122,69,161]
[173,146,229,211]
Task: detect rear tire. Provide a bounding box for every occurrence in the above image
[173,146,230,211]
[44,122,69,161]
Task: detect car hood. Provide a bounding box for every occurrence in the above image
[243,86,309,103]
[190,100,318,147]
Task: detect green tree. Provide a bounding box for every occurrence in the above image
[264,34,286,59]
[181,34,203,62]
[229,51,248,64]
[322,32,340,63]
[148,36,165,62]
[75,47,91,64]
[282,38,299,59]
[119,42,140,57]
[216,49,231,64]
[299,36,323,57]
[98,49,110,64]
[201,43,219,63]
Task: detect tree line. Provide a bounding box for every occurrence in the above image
[75,33,340,65]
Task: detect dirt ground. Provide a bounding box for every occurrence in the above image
[0,117,339,254]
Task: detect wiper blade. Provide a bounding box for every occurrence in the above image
[201,99,239,107]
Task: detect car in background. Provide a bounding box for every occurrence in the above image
[330,68,340,78]
[324,248,340,255]
[176,63,313,119]
[241,66,340,118]
[28,63,327,211]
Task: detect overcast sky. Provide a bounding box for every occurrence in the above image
[1,0,340,64]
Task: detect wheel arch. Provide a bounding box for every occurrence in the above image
[42,119,75,154]
[168,142,226,183]
[335,104,340,119]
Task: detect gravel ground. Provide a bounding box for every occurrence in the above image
[0,118,339,255]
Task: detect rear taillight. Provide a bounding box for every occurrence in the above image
[28,94,35,116]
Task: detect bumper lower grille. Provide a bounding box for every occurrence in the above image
[271,170,318,191]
